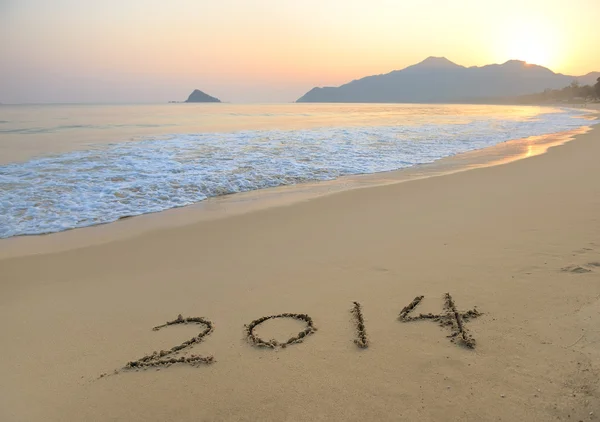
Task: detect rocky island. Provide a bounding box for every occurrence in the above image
[184,89,221,103]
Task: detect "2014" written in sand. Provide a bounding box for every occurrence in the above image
[108,293,481,375]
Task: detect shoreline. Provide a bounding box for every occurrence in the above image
[0,104,591,166]
[2,111,600,421]
[0,122,595,259]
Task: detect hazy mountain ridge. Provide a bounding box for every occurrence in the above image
[580,71,600,83]
[297,57,599,103]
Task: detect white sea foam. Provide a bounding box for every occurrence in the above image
[0,108,594,238]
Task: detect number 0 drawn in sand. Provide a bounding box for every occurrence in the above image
[245,313,317,349]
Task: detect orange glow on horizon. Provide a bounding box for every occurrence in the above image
[1,0,598,103]
[495,18,561,70]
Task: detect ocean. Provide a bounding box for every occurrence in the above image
[0,103,594,238]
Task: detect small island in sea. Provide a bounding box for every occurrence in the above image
[184,89,221,103]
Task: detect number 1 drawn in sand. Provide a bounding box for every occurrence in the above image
[351,301,369,348]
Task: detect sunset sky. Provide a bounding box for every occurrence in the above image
[1,0,599,103]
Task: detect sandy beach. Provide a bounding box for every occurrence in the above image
[2,112,600,421]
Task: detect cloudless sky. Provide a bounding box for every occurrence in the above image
[1,0,599,103]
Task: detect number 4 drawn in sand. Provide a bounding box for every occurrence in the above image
[398,293,482,348]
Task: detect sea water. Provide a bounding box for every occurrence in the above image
[0,103,595,238]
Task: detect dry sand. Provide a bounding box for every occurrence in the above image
[1,114,600,421]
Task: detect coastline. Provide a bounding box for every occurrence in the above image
[2,110,600,421]
[2,103,572,166]
[0,121,594,259]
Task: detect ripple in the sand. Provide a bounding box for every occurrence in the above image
[561,265,593,274]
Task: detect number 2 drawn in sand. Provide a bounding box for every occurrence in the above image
[124,314,215,369]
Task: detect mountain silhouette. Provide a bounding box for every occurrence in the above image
[580,71,600,84]
[297,57,598,103]
[185,89,221,103]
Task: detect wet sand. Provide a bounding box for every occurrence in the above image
[1,111,600,421]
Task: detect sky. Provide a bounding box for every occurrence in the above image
[1,0,599,104]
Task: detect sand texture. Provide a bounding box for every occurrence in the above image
[1,117,600,421]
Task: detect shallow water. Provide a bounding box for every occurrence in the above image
[0,103,595,238]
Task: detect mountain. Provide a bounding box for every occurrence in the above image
[579,72,600,86]
[296,57,598,103]
[185,89,221,103]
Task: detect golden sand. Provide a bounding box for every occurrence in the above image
[1,111,599,421]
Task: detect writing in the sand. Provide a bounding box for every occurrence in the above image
[120,293,481,372]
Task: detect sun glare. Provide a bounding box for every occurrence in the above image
[503,20,559,69]
[510,38,551,67]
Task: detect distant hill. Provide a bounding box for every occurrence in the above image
[185,89,221,103]
[296,57,599,103]
[579,72,600,86]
